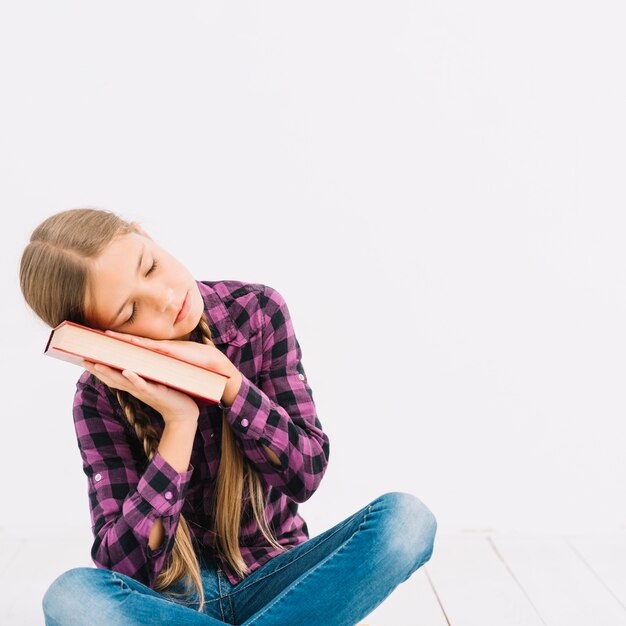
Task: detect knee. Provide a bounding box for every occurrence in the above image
[42,567,98,623]
[375,491,437,569]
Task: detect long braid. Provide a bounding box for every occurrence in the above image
[114,391,160,460]
[113,385,205,609]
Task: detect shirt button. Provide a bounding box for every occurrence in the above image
[164,491,173,500]
[94,473,102,482]
[298,373,305,381]
[241,419,249,428]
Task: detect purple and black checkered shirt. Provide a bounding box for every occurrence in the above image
[72,280,330,587]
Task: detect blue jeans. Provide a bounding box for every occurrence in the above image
[42,491,437,625]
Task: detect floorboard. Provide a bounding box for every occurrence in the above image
[567,533,626,611]
[424,533,544,626]
[490,533,626,626]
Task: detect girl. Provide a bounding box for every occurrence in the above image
[20,207,437,626]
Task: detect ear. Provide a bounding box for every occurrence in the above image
[131,222,152,240]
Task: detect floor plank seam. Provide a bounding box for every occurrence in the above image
[565,536,626,612]
[486,535,549,626]
[422,565,452,626]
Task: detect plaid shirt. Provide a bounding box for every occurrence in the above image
[72,280,330,587]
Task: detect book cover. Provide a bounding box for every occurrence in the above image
[44,320,231,408]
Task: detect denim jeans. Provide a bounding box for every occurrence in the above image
[42,491,437,625]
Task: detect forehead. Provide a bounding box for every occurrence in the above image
[89,233,146,282]
[96,232,144,262]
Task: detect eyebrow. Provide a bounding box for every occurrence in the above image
[106,243,146,327]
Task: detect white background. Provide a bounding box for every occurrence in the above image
[2,0,625,551]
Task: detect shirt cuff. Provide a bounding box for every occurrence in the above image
[135,449,194,517]
[218,374,271,439]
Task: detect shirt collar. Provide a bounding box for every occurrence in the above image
[190,280,243,346]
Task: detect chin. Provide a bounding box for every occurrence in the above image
[184,308,202,337]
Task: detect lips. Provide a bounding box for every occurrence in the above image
[175,290,191,324]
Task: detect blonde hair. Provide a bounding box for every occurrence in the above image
[19,207,286,611]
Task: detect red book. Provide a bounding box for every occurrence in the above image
[44,320,230,408]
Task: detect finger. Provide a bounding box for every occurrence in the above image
[89,362,121,381]
[88,363,134,389]
[82,360,104,377]
[114,369,164,401]
[104,330,162,351]
[105,329,146,343]
[121,369,148,387]
[98,365,153,391]
[103,329,131,338]
[122,372,169,399]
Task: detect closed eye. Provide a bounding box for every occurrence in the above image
[124,258,159,326]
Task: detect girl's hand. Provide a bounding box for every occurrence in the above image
[82,361,200,425]
[103,329,237,377]
[82,330,238,424]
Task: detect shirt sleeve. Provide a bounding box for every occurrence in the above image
[220,285,330,503]
[72,374,194,589]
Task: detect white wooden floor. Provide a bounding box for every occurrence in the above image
[2,530,625,625]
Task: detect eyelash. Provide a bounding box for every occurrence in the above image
[125,259,159,325]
